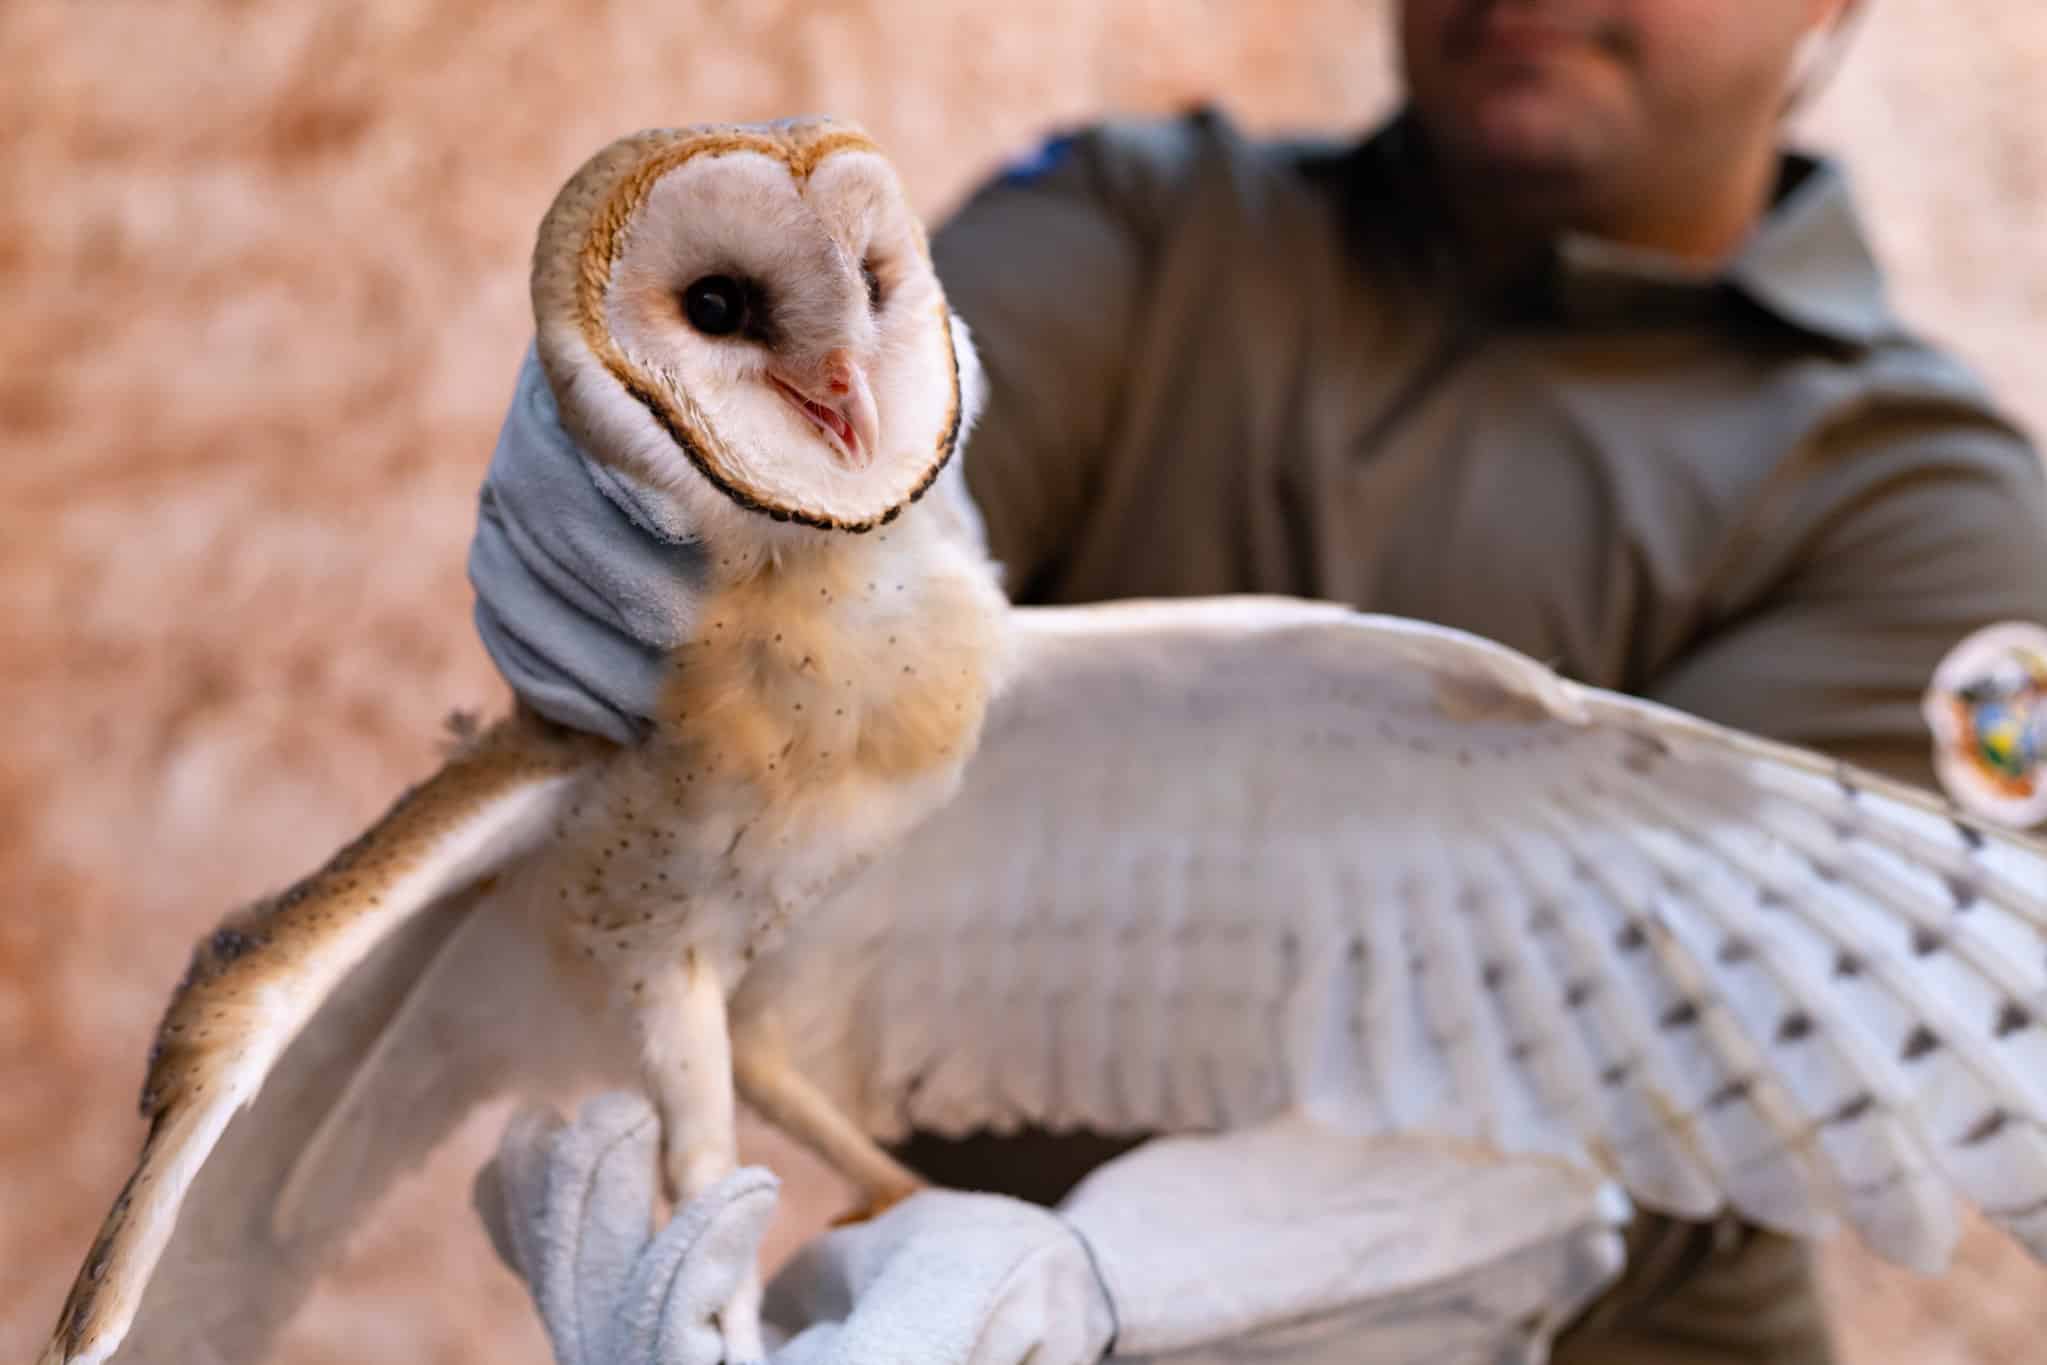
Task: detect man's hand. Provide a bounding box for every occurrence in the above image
[475,1093,1630,1365]
[473,1093,780,1365]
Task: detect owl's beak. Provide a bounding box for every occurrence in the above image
[769,349,879,471]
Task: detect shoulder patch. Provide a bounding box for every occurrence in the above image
[995,130,1077,187]
[1924,621,2047,828]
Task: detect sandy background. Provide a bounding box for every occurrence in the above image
[4,2,2045,1361]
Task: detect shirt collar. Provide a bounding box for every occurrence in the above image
[1715,151,1896,347]
[1355,111,1898,349]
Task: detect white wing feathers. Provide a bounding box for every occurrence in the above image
[746,596,2047,1276]
[44,718,612,1365]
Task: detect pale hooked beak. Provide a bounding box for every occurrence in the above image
[769,348,879,471]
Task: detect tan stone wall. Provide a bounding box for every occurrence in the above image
[4,2,2043,1360]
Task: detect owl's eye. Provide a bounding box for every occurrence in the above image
[682,275,749,337]
[861,259,883,312]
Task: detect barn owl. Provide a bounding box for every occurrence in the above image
[41,117,2047,1365]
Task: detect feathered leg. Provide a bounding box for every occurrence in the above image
[731,1015,926,1225]
[639,951,766,1361]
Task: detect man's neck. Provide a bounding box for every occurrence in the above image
[1413,122,1784,289]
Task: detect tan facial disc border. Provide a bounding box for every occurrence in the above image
[574,125,963,534]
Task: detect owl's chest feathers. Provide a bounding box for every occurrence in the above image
[658,529,1006,804]
[549,521,1008,979]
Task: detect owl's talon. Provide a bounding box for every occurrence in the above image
[830,1181,920,1227]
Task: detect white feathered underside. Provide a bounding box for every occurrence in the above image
[740,596,2047,1275]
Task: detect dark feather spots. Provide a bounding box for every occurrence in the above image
[1758,886,1787,911]
[1564,979,1598,1010]
[1707,1076,1753,1109]
[1944,873,1980,911]
[1455,887,1484,916]
[1776,1011,1815,1044]
[1962,1108,2011,1147]
[1510,1037,1541,1063]
[1829,1093,1877,1126]
[1833,950,1864,979]
[1615,920,1648,953]
[1810,860,1840,884]
[1600,1059,1636,1088]
[1911,926,1946,957]
[209,928,261,964]
[1527,904,1559,934]
[1660,999,1701,1030]
[1346,936,1365,963]
[1481,960,1509,990]
[1717,936,1755,966]
[1996,1001,2034,1038]
[1955,818,1986,851]
[1901,1025,1943,1062]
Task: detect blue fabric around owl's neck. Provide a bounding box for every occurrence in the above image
[466,343,707,746]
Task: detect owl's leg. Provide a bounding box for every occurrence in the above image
[637,951,766,1361]
[730,1017,927,1225]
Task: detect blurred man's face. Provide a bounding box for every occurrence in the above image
[1400,0,1841,200]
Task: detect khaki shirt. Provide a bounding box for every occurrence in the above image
[905,107,2047,1362]
[934,107,2047,794]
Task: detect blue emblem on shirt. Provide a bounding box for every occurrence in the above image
[997,131,1077,187]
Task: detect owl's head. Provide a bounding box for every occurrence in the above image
[530,118,982,549]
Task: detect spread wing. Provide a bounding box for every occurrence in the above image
[42,712,621,1365]
[745,596,2047,1276]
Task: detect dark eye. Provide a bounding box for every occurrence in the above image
[861,260,883,312]
[682,275,748,336]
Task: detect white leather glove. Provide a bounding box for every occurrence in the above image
[473,1092,781,1365]
[475,1093,1630,1365]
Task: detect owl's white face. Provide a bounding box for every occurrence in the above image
[533,121,977,544]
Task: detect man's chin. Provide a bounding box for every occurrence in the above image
[1429,89,1611,194]
[1468,88,1603,167]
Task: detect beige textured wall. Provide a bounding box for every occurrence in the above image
[4,3,2044,1361]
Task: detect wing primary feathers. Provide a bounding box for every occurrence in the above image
[1405,801,1514,1145]
[1589,753,2047,1262]
[1355,854,1440,1133]
[1487,808,1731,1221]
[43,714,604,1365]
[1566,777,1953,1263]
[1447,813,1606,1159]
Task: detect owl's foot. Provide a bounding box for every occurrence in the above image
[829,1178,922,1228]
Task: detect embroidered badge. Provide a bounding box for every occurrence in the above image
[1923,621,2047,827]
[996,130,1076,187]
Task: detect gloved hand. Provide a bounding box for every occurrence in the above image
[475,1092,1631,1365]
[472,1092,780,1365]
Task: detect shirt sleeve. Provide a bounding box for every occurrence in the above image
[1643,399,2047,809]
[929,119,1205,599]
